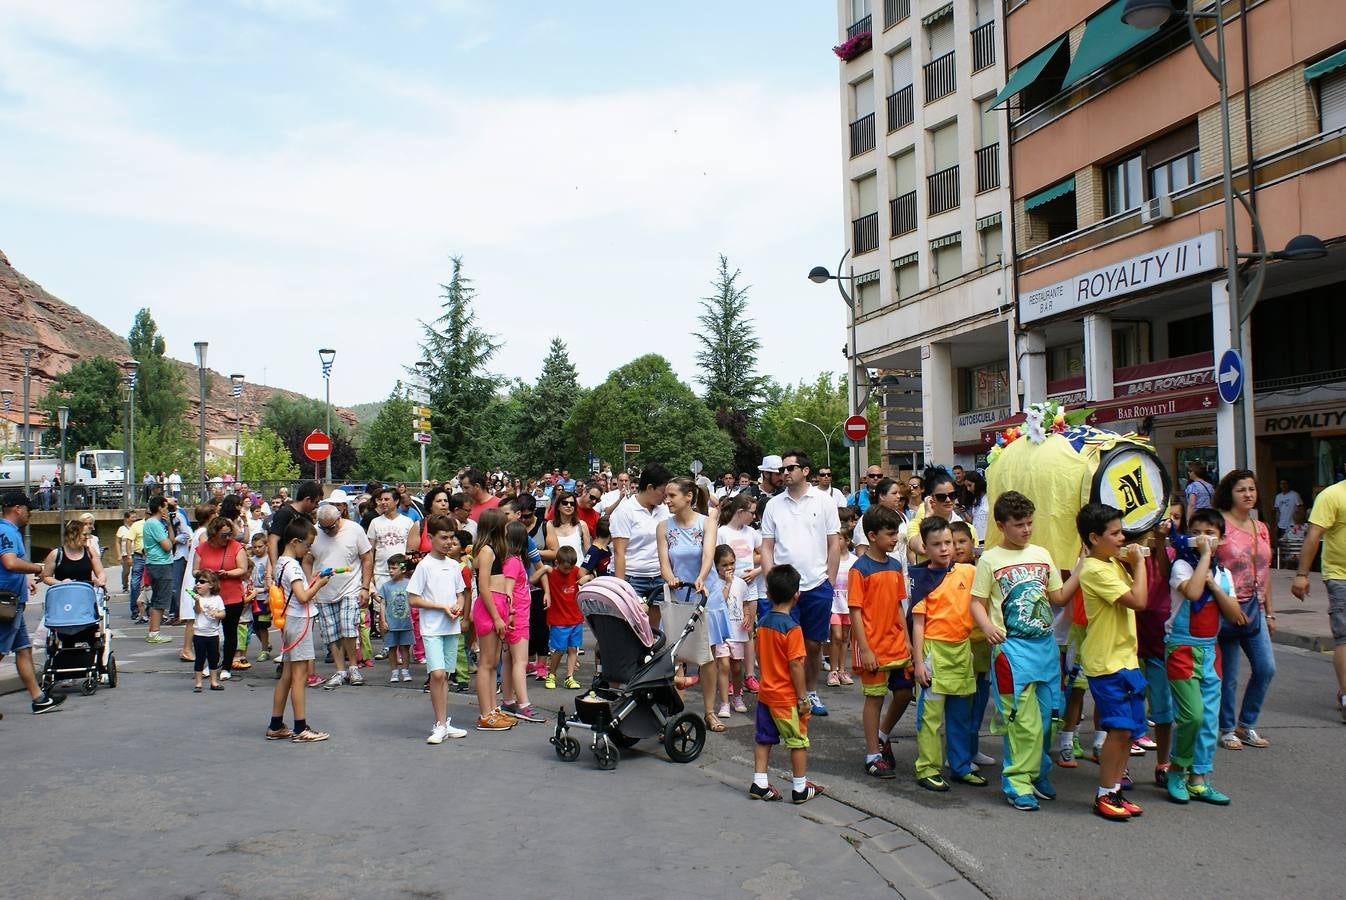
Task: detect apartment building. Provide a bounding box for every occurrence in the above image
[834,0,1014,475]
[992,0,1346,502]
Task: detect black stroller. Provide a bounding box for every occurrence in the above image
[41,582,118,695]
[550,577,707,770]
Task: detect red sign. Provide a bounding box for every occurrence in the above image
[302,430,333,462]
[843,415,869,441]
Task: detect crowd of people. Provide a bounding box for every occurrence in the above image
[4,446,1345,819]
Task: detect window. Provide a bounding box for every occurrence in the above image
[1105,154,1143,215]
[1168,313,1214,358]
[1150,149,1198,197]
[890,44,913,89]
[894,253,920,299]
[851,0,872,22]
[857,174,879,216]
[858,274,882,316]
[958,362,1009,413]
[972,0,993,26]
[978,97,998,148]
[926,5,954,55]
[1048,343,1084,382]
[932,233,962,283]
[931,121,958,171]
[894,148,916,193]
[979,222,1003,264]
[1320,70,1346,132]
[854,75,876,119]
[1111,320,1151,369]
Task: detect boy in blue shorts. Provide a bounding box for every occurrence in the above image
[1076,503,1149,821]
[544,546,584,690]
[378,554,414,683]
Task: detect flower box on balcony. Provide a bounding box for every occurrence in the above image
[833,31,872,62]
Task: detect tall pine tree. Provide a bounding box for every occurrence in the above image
[693,255,767,472]
[512,337,581,474]
[127,309,187,428]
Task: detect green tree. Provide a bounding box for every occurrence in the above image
[113,420,196,481]
[566,354,733,477]
[38,356,123,449]
[420,256,502,469]
[354,385,419,482]
[127,309,187,428]
[239,426,301,483]
[755,372,879,487]
[261,394,356,478]
[512,337,582,474]
[694,255,766,414]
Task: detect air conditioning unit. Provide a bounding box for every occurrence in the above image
[1139,194,1174,224]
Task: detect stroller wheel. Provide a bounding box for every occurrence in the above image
[593,734,619,770]
[106,655,119,689]
[663,711,707,764]
[554,733,582,762]
[81,677,97,696]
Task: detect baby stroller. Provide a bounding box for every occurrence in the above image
[549,576,707,770]
[41,582,118,695]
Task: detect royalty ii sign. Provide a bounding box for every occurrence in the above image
[1020,232,1220,324]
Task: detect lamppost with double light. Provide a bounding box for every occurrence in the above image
[1122,0,1327,472]
[194,341,209,497]
[791,417,842,471]
[807,256,867,482]
[230,374,245,483]
[57,405,70,535]
[20,347,35,554]
[319,348,336,484]
[124,360,139,512]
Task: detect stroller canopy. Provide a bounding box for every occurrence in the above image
[43,582,101,629]
[578,577,655,648]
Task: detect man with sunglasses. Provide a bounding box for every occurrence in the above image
[906,471,978,563]
[575,483,602,535]
[311,493,375,689]
[851,466,885,513]
[815,467,848,508]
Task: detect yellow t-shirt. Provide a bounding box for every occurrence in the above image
[129,519,146,555]
[1079,556,1138,677]
[1308,480,1346,581]
[971,544,1061,639]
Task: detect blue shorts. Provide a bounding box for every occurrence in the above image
[1087,667,1148,737]
[549,624,583,651]
[1141,655,1174,725]
[423,633,460,674]
[757,580,834,644]
[0,606,31,655]
[626,574,665,605]
[384,628,413,648]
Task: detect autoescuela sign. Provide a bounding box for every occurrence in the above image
[1020,232,1220,324]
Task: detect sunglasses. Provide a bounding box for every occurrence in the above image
[587,494,601,502]
[931,491,957,503]
[194,577,210,584]
[559,500,575,507]
[867,473,882,478]
[818,471,832,477]
[780,464,802,473]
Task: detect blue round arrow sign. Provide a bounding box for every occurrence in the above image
[1216,348,1244,404]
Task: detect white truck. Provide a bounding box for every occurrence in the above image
[0,449,127,507]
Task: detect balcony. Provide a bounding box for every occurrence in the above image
[884,0,910,28]
[890,191,917,237]
[927,165,959,215]
[847,14,873,40]
[852,212,880,254]
[849,112,876,157]
[886,85,913,132]
[923,51,956,103]
[975,143,1000,193]
[971,21,995,72]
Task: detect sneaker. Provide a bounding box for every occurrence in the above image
[1154,763,1172,788]
[427,723,450,744]
[1056,742,1078,768]
[744,675,760,693]
[390,671,401,684]
[220,670,232,681]
[508,704,545,723]
[717,703,731,719]
[1116,793,1144,816]
[401,669,412,682]
[232,658,252,670]
[808,692,828,716]
[145,634,172,644]
[838,672,854,685]
[306,674,324,688]
[563,676,581,690]
[1006,793,1039,812]
[1187,781,1231,805]
[791,781,823,804]
[826,670,841,687]
[1094,791,1131,821]
[1129,740,1148,756]
[1235,727,1270,748]
[441,719,467,739]
[31,694,66,715]
[1031,777,1056,801]
[1135,734,1157,750]
[732,693,748,713]
[525,661,538,676]
[822,658,831,671]
[1120,769,1134,790]
[475,710,515,731]
[973,751,996,766]
[324,672,346,690]
[748,782,783,801]
[917,775,950,792]
[1072,734,1084,759]
[879,737,896,769]
[535,665,549,682]
[954,771,989,787]
[1165,769,1190,803]
[264,726,294,740]
[1085,743,1103,763]
[291,729,330,743]
[865,757,896,779]
[348,669,365,686]
[257,651,270,662]
[544,673,557,689]
[360,659,374,669]
[373,650,388,661]
[1219,731,1244,750]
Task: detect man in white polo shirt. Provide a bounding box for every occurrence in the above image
[610,463,672,630]
[760,448,841,716]
[815,465,849,508]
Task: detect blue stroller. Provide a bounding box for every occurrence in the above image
[42,582,118,695]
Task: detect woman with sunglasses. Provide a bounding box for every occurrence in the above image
[542,490,591,563]
[906,471,977,564]
[194,514,249,679]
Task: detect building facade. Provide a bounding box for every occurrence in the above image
[834,0,1014,476]
[989,0,1346,505]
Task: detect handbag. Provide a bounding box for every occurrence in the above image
[663,584,714,666]
[0,589,20,624]
[1221,523,1265,639]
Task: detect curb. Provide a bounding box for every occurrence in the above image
[1269,629,1335,653]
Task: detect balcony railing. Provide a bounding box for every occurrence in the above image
[853,212,880,254]
[927,165,960,215]
[971,21,995,72]
[923,51,956,103]
[847,14,873,40]
[884,0,911,28]
[886,85,913,132]
[849,112,876,157]
[890,191,917,236]
[975,143,1000,193]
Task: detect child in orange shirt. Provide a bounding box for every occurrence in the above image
[748,564,822,805]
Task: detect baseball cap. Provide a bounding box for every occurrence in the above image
[1,491,32,510]
[758,455,783,473]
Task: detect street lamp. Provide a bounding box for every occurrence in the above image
[124,360,139,512]
[20,347,35,554]
[230,374,245,483]
[415,360,431,485]
[194,341,208,497]
[1122,0,1326,472]
[792,417,842,470]
[808,254,866,482]
[319,348,336,484]
[57,405,70,535]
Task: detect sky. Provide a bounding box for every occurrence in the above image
[0,0,848,407]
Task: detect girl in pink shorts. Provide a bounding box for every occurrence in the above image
[472,510,517,731]
[499,521,542,721]
[828,515,858,687]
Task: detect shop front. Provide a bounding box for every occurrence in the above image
[1254,390,1346,505]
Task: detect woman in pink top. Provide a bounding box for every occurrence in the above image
[1214,469,1276,750]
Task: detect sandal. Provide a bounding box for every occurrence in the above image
[180,655,195,663]
[1219,732,1243,750]
[705,713,727,733]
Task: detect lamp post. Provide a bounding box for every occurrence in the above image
[415,360,431,485]
[124,360,139,512]
[20,347,35,554]
[1122,0,1328,473]
[194,341,208,498]
[791,417,841,470]
[319,348,336,484]
[230,374,245,483]
[57,405,70,535]
[807,255,866,483]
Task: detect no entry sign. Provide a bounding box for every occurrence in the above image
[843,415,869,442]
[302,430,333,462]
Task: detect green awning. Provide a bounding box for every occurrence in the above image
[1305,48,1346,81]
[893,252,919,268]
[991,36,1067,108]
[856,269,881,286]
[1061,0,1161,89]
[976,212,1002,231]
[1025,176,1076,211]
[922,3,953,27]
[929,232,962,250]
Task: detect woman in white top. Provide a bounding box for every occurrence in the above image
[852,477,909,569]
[543,490,591,563]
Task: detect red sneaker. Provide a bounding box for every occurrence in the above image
[1094,792,1131,821]
[744,675,760,693]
